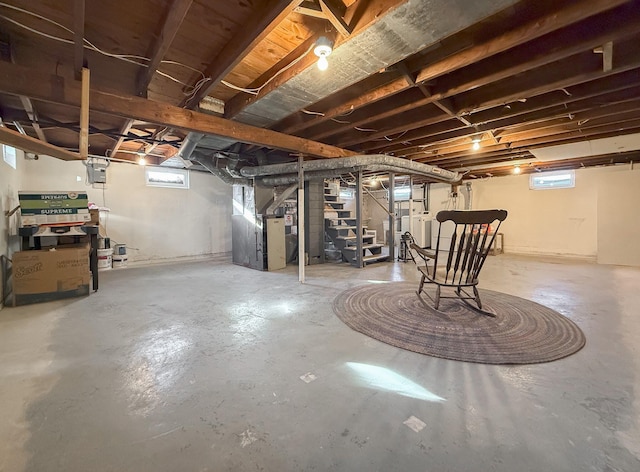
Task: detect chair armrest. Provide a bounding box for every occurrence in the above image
[410,243,436,261]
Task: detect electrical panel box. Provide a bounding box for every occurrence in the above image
[88,163,107,184]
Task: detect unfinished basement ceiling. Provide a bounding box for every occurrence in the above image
[1,0,640,180]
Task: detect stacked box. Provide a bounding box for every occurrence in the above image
[19,191,90,226]
[13,245,91,305]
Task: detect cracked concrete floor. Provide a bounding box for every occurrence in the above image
[0,255,639,471]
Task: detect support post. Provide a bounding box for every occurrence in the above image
[80,67,90,159]
[298,155,305,283]
[355,169,363,268]
[388,172,395,260]
[408,175,414,236]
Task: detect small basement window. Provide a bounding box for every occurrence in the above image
[529,170,575,190]
[2,144,17,169]
[145,167,189,189]
[393,186,411,200]
[339,187,355,199]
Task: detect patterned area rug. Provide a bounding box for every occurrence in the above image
[333,282,585,364]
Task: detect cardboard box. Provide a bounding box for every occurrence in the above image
[89,209,100,225]
[19,191,90,226]
[13,245,91,305]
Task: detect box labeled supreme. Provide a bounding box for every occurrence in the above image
[13,245,91,305]
[19,191,90,226]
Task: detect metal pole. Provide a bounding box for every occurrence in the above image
[298,155,305,283]
[408,175,414,236]
[388,172,395,261]
[356,169,363,268]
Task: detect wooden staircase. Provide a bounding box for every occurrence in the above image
[324,182,388,266]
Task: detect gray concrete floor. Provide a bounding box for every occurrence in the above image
[1,254,639,472]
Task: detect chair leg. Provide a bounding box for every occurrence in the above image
[473,285,482,309]
[418,275,425,295]
[434,286,441,310]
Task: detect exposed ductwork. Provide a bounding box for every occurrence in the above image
[195,152,460,185]
[240,154,461,184]
[175,132,205,165]
[190,152,251,186]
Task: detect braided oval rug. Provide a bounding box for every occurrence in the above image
[333,282,585,364]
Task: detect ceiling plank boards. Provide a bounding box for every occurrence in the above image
[224,0,407,119]
[182,0,304,110]
[137,0,193,95]
[111,0,193,158]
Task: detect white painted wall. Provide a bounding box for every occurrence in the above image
[0,147,25,307]
[596,169,640,266]
[363,165,640,265]
[20,155,233,263]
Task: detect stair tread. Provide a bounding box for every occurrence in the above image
[329,225,357,229]
[342,243,384,251]
[349,254,389,265]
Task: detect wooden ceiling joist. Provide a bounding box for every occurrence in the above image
[319,0,352,37]
[276,0,633,138]
[182,0,304,110]
[137,0,193,95]
[74,0,85,79]
[224,0,406,120]
[0,62,355,160]
[110,0,193,158]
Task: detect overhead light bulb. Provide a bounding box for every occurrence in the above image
[314,36,333,71]
[513,165,521,174]
[138,156,146,166]
[317,55,329,71]
[471,135,482,151]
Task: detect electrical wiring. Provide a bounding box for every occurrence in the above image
[354,126,377,132]
[221,80,260,95]
[335,107,355,117]
[160,60,206,78]
[0,3,207,93]
[301,109,324,116]
[220,43,315,95]
[0,14,72,43]
[331,118,350,124]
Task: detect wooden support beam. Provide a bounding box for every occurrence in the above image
[603,41,614,72]
[0,62,356,159]
[0,126,82,161]
[109,121,133,157]
[79,67,90,159]
[183,0,303,109]
[295,1,325,19]
[319,0,352,37]
[74,0,85,79]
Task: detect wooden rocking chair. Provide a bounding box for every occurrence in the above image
[410,209,508,315]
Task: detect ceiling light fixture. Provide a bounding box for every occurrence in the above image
[472,136,482,151]
[314,36,333,71]
[513,165,521,174]
[136,151,146,166]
